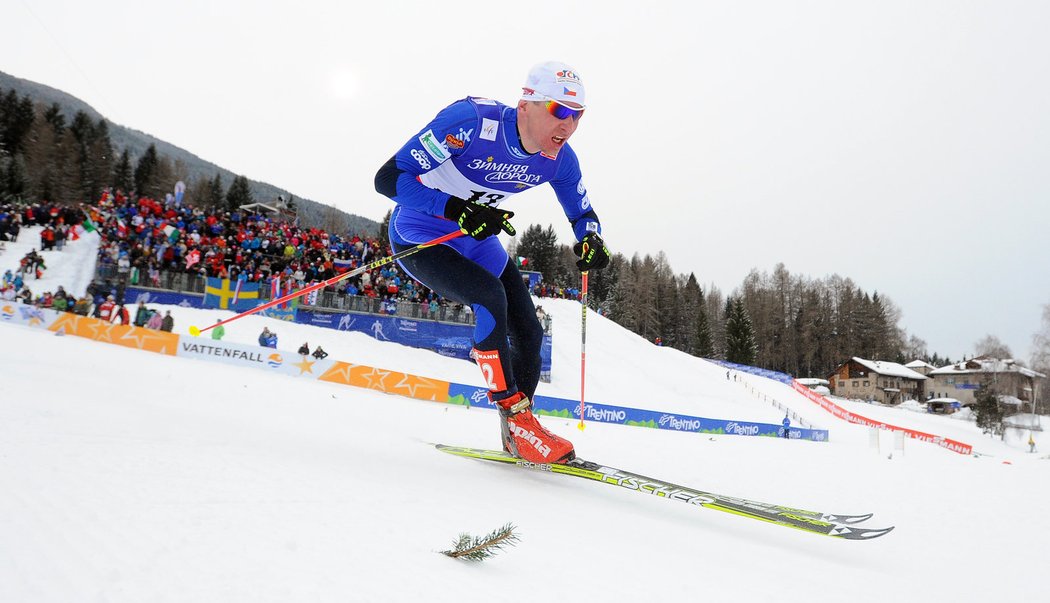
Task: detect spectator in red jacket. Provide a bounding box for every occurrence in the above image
[97,295,117,321]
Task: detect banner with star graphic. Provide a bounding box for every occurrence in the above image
[0,304,180,355]
[175,338,337,379]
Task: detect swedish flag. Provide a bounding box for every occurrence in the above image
[204,277,260,312]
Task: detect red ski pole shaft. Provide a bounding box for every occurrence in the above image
[190,230,463,335]
[578,270,589,431]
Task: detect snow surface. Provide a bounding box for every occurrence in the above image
[2,230,1049,602]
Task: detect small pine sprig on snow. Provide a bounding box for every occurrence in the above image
[440,523,520,561]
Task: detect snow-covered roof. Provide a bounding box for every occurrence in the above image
[796,378,830,386]
[929,358,1047,379]
[905,359,937,370]
[851,357,928,380]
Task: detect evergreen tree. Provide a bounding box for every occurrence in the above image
[705,285,727,359]
[28,104,75,203]
[207,173,225,208]
[677,273,703,354]
[152,155,175,200]
[651,252,679,347]
[725,296,757,365]
[794,286,827,377]
[112,149,133,193]
[68,111,112,202]
[133,143,160,197]
[973,384,1004,437]
[0,89,35,156]
[69,111,94,202]
[516,224,560,281]
[1,153,29,201]
[225,174,253,211]
[89,119,114,200]
[585,251,621,314]
[694,287,714,358]
[43,103,66,132]
[869,292,891,359]
[604,255,633,324]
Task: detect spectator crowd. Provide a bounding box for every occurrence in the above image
[3,189,578,329]
[86,190,461,316]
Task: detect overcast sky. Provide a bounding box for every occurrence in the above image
[3,0,1048,362]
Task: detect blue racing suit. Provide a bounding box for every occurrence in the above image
[374,97,601,399]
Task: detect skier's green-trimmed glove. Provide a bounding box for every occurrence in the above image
[573,232,610,271]
[443,197,516,240]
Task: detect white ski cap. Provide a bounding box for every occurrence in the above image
[521,61,586,108]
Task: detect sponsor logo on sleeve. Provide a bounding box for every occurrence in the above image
[418,129,450,163]
[480,118,499,141]
[445,134,465,149]
[410,149,431,170]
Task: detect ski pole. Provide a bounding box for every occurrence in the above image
[578,270,589,431]
[188,229,464,336]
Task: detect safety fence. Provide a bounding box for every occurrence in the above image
[2,303,828,443]
[706,358,973,455]
[790,383,973,455]
[708,360,814,428]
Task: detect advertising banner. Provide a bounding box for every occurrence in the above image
[708,359,795,385]
[444,383,829,442]
[0,302,181,355]
[317,361,450,402]
[124,287,203,308]
[297,309,552,379]
[176,337,338,378]
[1,302,61,328]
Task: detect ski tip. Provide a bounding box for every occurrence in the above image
[834,524,895,540]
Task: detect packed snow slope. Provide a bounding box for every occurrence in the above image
[2,228,1048,602]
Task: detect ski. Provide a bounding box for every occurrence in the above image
[436,445,893,540]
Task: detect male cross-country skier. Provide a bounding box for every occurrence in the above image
[374,61,611,464]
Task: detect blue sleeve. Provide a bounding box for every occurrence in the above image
[375,99,479,217]
[549,144,601,242]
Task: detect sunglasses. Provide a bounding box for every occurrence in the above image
[544,99,585,121]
